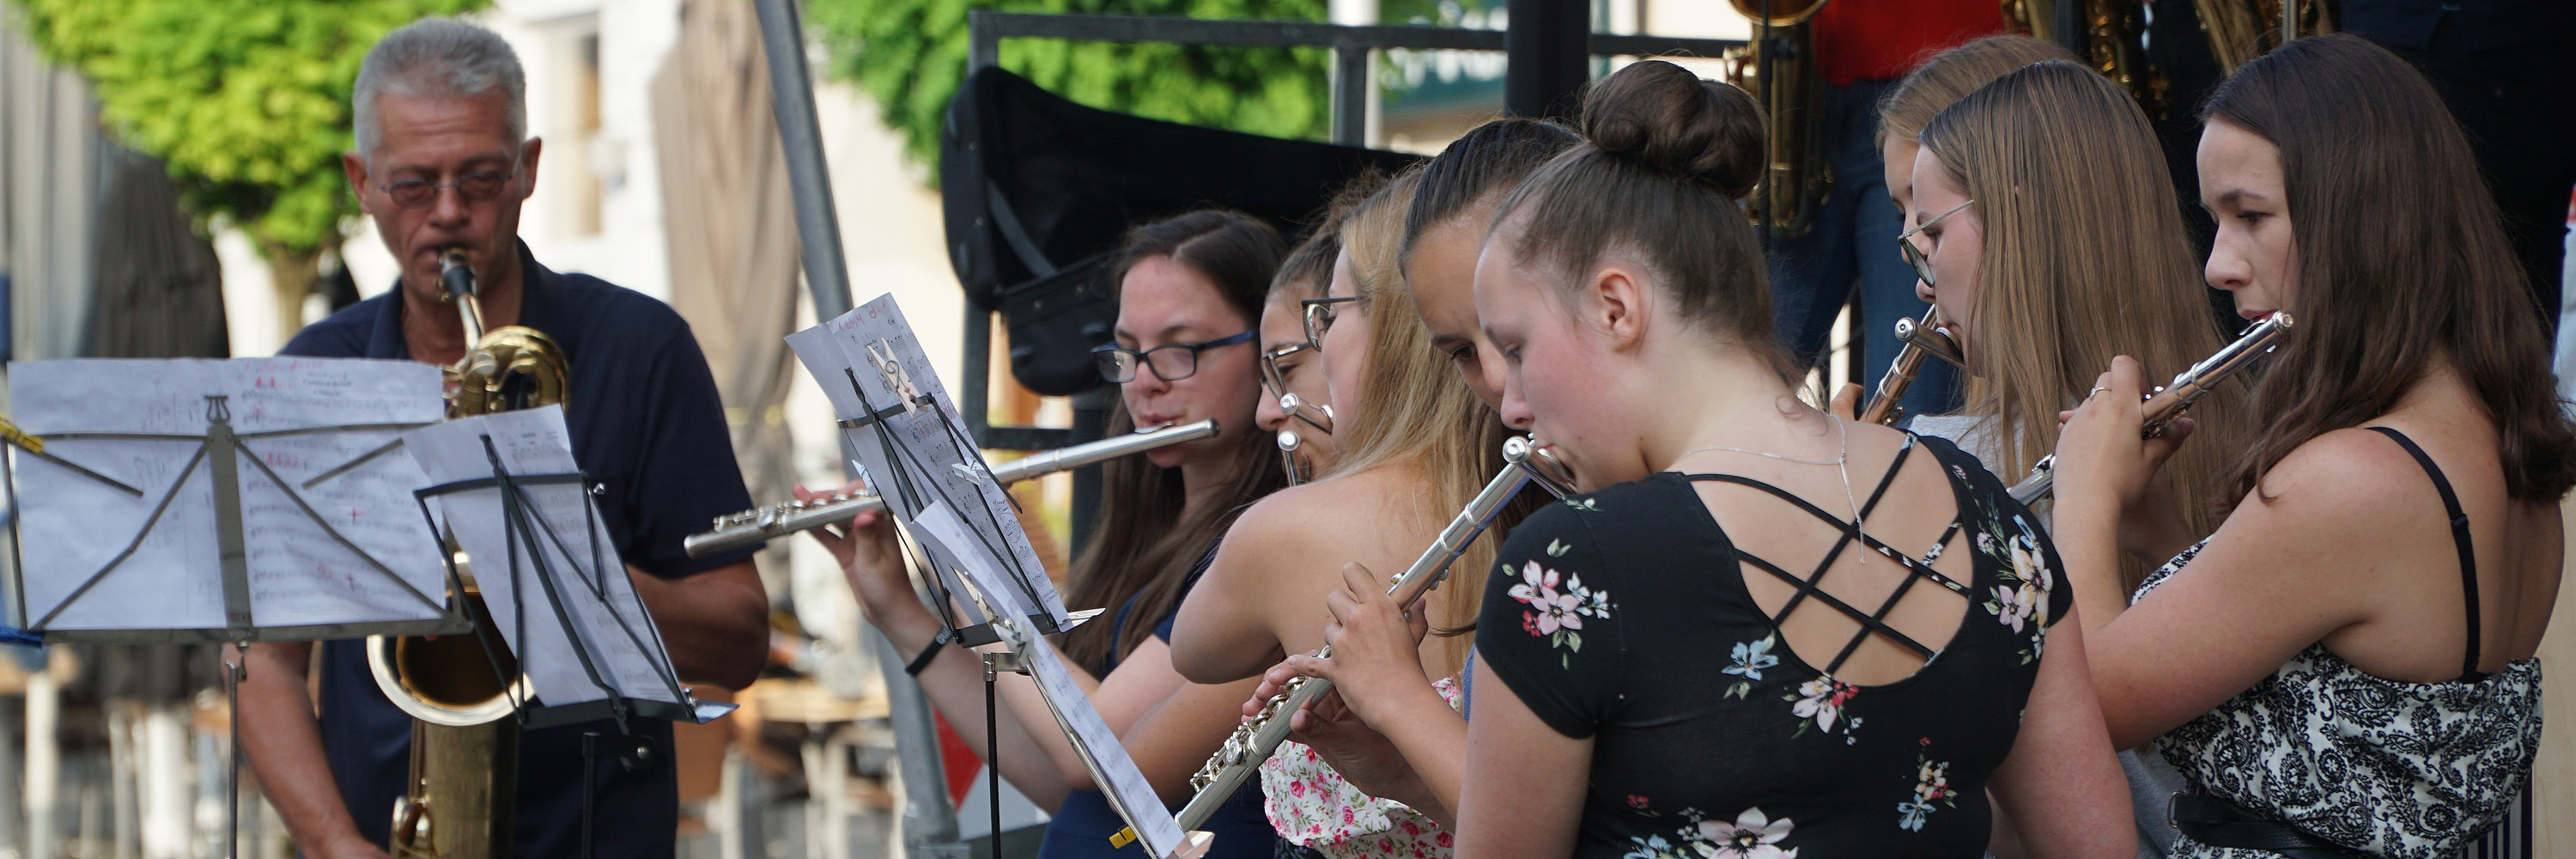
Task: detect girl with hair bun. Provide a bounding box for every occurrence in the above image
[1452,59,2129,859]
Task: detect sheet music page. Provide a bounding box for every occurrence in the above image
[783,295,1068,627]
[910,502,1188,858]
[781,324,984,627]
[404,407,683,710]
[10,358,448,635]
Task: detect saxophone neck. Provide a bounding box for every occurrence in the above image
[439,247,489,344]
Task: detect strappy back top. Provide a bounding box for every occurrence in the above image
[2142,427,2543,859]
[1474,435,2071,859]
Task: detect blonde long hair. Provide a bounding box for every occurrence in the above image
[1326,168,1513,677]
[1918,61,2256,592]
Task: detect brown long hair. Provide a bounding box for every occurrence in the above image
[1062,210,1294,671]
[2202,34,2576,503]
[1324,169,1516,677]
[1494,60,1789,381]
[1918,61,2257,588]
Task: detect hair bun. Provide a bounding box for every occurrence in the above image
[1580,60,1765,199]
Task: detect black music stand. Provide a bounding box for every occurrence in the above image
[403,409,732,859]
[4,358,459,859]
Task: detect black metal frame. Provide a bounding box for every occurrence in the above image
[957,10,1746,454]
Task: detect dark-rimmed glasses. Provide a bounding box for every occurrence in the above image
[1301,296,1363,350]
[1898,198,1975,288]
[378,160,523,210]
[1093,330,1255,383]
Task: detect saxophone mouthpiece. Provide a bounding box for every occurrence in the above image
[438,247,476,302]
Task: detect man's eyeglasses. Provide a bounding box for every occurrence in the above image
[1301,296,1363,350]
[1093,330,1255,383]
[378,161,522,210]
[1259,342,1315,397]
[1898,198,1976,288]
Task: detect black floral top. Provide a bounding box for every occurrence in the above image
[1473,435,2070,859]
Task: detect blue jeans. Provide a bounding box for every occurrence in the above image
[1765,76,1962,421]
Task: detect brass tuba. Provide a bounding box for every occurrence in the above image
[366,247,569,859]
[1724,0,1831,238]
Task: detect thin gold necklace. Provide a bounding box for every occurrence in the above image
[1673,417,1867,559]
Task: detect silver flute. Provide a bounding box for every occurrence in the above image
[1113,435,1571,847]
[2008,313,2292,505]
[1274,393,1334,485]
[683,418,1220,557]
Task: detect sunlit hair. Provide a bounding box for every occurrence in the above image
[2202,35,2576,503]
[1875,35,2075,149]
[355,17,527,161]
[1917,61,2256,590]
[1063,210,1291,671]
[1326,169,1512,676]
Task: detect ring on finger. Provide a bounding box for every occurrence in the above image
[2085,386,2110,399]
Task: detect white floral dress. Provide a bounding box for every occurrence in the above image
[1258,675,1461,859]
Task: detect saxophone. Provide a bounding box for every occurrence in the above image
[367,247,571,859]
[1858,306,1965,426]
[2007,313,2289,505]
[1113,436,1571,848]
[1723,0,1831,238]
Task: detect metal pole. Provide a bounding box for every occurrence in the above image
[754,5,965,859]
[870,632,968,859]
[754,0,857,321]
[1330,44,1370,146]
[1504,0,1589,119]
[2052,0,2084,58]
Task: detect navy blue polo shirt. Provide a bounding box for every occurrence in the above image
[281,241,759,858]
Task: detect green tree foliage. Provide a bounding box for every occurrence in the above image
[9,0,483,325]
[807,0,1336,168]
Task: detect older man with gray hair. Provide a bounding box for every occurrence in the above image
[239,17,769,858]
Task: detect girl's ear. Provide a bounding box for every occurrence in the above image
[1589,263,1650,351]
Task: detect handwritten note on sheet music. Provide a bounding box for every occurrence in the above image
[404,408,684,711]
[783,295,1069,627]
[10,358,448,636]
[910,502,1188,859]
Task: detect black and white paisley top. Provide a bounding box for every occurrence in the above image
[2135,428,2543,859]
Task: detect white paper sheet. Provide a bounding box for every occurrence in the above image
[783,295,1068,627]
[10,358,449,637]
[908,502,1188,859]
[403,407,684,711]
